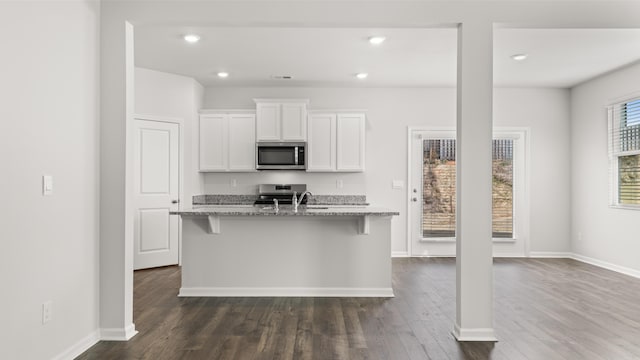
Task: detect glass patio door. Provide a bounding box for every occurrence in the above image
[409,129,528,257]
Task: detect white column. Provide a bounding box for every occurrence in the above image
[454,20,497,342]
[99,20,137,341]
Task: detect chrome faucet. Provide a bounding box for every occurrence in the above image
[293,191,313,212]
[292,191,297,210]
[273,198,279,212]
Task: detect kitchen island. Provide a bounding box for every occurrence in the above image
[171,205,399,297]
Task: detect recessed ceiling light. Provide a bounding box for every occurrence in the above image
[511,53,528,61]
[368,36,386,45]
[183,34,201,43]
[217,72,229,78]
[356,73,368,80]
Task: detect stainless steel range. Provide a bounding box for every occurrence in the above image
[254,184,310,205]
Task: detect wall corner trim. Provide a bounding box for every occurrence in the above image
[51,330,101,360]
[100,324,138,341]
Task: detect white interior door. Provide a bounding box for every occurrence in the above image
[133,119,180,270]
[409,129,529,257]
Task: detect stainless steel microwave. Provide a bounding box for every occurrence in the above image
[256,142,306,170]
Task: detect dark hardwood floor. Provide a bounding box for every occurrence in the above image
[77,258,640,359]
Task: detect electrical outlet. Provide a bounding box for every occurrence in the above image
[336,179,344,189]
[42,301,52,324]
[230,179,237,188]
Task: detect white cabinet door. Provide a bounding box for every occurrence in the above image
[255,100,308,141]
[256,103,281,141]
[228,114,256,171]
[337,113,366,172]
[199,114,227,171]
[307,113,336,171]
[281,103,307,141]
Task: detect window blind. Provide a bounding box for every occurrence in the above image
[422,138,514,238]
[608,97,640,206]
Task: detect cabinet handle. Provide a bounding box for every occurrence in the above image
[172,199,180,204]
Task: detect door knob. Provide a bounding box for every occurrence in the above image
[171,199,180,204]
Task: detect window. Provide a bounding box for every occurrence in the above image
[624,99,640,126]
[609,97,640,206]
[422,138,514,238]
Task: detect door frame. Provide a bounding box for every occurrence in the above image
[133,114,184,266]
[406,126,531,257]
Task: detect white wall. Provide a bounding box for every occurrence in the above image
[202,87,571,255]
[571,62,640,274]
[494,88,572,254]
[135,67,204,203]
[0,1,100,359]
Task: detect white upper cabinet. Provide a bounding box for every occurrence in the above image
[199,111,256,172]
[228,114,256,171]
[337,113,366,172]
[307,112,365,172]
[281,103,307,141]
[255,103,280,141]
[199,114,227,171]
[255,99,308,141]
[307,113,336,172]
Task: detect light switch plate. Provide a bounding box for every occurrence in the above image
[43,175,53,195]
[392,180,404,189]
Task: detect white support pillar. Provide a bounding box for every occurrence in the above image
[99,21,137,341]
[454,20,497,342]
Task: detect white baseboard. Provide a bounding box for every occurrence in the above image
[51,325,139,358]
[493,253,527,258]
[528,252,640,279]
[529,251,572,258]
[51,330,100,360]
[571,253,640,279]
[396,252,639,279]
[453,324,498,342]
[409,254,456,258]
[179,287,394,297]
[392,251,409,257]
[100,324,138,341]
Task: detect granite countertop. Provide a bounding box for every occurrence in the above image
[171,205,399,217]
[192,194,369,206]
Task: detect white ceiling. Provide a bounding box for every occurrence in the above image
[494,29,640,87]
[134,26,640,88]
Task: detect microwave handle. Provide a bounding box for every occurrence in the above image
[294,146,299,165]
